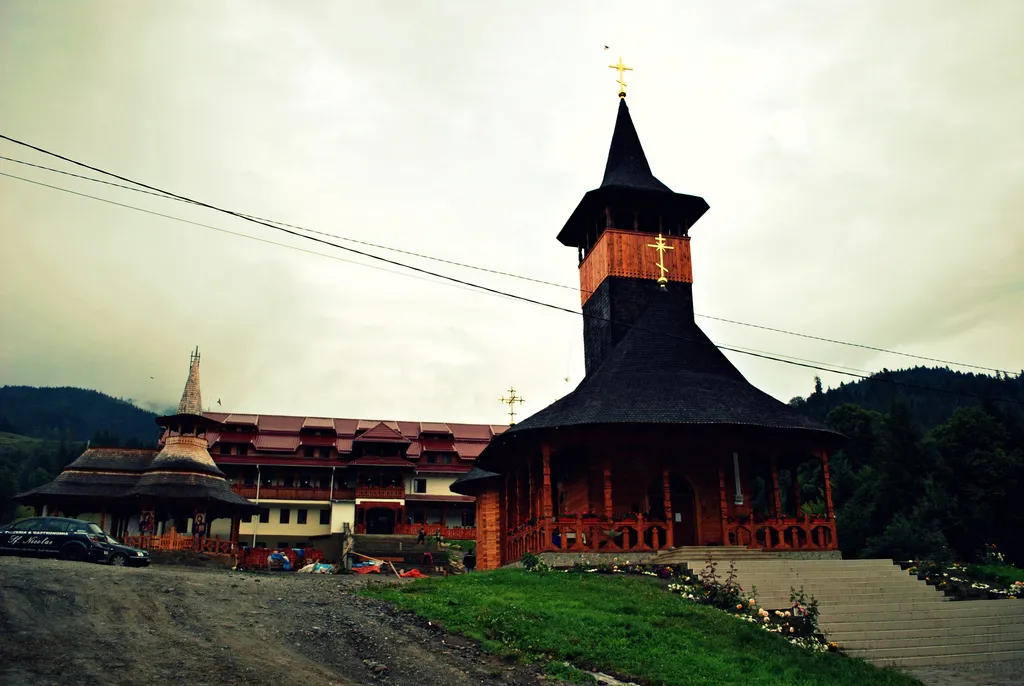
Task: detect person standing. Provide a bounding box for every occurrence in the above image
[462,549,476,573]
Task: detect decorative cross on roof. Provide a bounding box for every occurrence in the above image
[608,56,632,97]
[499,387,525,425]
[647,233,675,286]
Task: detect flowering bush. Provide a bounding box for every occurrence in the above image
[908,556,1024,599]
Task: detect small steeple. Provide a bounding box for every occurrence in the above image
[601,98,672,193]
[176,347,203,416]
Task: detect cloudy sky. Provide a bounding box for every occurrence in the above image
[1,1,1021,423]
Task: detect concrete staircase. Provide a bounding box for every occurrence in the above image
[649,547,1024,667]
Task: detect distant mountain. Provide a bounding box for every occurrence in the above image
[789,366,1024,431]
[0,386,163,447]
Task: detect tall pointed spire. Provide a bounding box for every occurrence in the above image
[601,99,672,193]
[176,347,203,416]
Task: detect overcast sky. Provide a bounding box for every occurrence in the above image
[1,1,1021,424]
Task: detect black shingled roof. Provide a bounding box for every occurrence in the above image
[449,466,501,496]
[557,98,710,248]
[489,285,837,443]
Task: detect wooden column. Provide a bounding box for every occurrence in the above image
[718,464,728,544]
[527,460,534,521]
[791,472,801,516]
[541,444,552,519]
[475,487,502,570]
[603,456,613,519]
[230,516,241,545]
[770,455,782,518]
[661,466,673,548]
[819,450,835,518]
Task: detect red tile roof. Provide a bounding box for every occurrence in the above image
[355,422,410,443]
[422,438,456,452]
[302,417,336,430]
[454,441,488,459]
[258,415,304,432]
[254,435,300,452]
[192,411,502,461]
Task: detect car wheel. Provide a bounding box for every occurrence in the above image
[110,553,127,566]
[60,544,86,562]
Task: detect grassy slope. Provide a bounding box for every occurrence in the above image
[363,569,921,686]
[0,432,51,450]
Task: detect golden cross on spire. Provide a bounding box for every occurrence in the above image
[646,233,675,286]
[499,387,525,425]
[608,56,632,97]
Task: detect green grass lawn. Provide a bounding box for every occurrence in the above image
[363,568,921,686]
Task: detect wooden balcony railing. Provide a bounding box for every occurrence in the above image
[231,484,333,501]
[355,485,405,499]
[394,523,476,540]
[122,528,236,557]
[724,515,837,551]
[504,514,670,564]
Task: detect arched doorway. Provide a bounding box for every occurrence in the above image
[365,508,396,534]
[648,473,698,547]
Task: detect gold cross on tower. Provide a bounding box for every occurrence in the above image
[499,387,525,425]
[608,56,632,97]
[646,233,675,286]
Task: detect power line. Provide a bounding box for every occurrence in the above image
[1,137,1021,408]
[0,172,500,300]
[0,150,1014,377]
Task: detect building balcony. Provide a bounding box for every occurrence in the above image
[355,485,405,500]
[231,484,334,501]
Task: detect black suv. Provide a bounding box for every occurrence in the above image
[0,516,112,563]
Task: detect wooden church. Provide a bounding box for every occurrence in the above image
[453,74,842,571]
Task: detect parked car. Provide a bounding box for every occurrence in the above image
[0,516,111,563]
[104,534,151,567]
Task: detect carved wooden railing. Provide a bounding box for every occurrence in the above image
[355,485,405,499]
[723,516,838,551]
[394,523,476,540]
[504,514,671,563]
[231,484,334,500]
[122,528,237,557]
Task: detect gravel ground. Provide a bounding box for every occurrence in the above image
[907,660,1024,686]
[0,557,548,686]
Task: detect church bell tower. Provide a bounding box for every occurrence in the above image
[558,60,711,375]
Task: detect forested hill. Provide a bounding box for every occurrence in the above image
[0,386,163,447]
[789,366,1024,431]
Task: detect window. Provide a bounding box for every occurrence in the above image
[243,513,253,523]
[426,454,437,464]
[304,447,314,457]
[297,509,308,525]
[279,508,290,524]
[259,509,269,524]
[219,445,230,455]
[413,478,427,494]
[238,445,248,456]
[441,454,452,465]
[319,448,330,458]
[254,541,265,548]
[277,542,289,549]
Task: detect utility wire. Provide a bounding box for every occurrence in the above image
[0,150,1014,377]
[1,136,1021,407]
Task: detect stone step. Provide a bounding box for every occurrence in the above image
[833,623,1024,642]
[825,613,1024,634]
[841,627,1024,650]
[847,639,1024,660]
[855,649,1024,667]
[824,603,1024,622]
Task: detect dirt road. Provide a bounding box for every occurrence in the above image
[0,557,546,686]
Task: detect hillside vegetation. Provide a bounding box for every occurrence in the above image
[0,385,162,444]
[789,366,1024,566]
